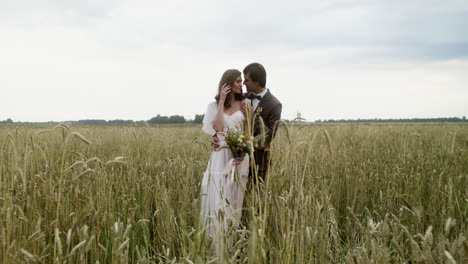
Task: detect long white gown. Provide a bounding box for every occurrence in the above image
[200,100,250,240]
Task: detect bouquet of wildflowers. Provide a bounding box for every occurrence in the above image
[219,128,258,158]
[217,103,260,161]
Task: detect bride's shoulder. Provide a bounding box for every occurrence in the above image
[207,101,217,107]
[206,101,218,111]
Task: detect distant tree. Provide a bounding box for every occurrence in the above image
[6,118,13,124]
[315,117,467,123]
[160,116,169,123]
[108,119,133,125]
[148,114,185,124]
[168,115,185,123]
[149,114,167,124]
[77,119,107,124]
[194,114,204,124]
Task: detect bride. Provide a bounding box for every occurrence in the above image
[200,69,251,245]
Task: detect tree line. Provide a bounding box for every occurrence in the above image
[1,115,466,125]
[311,117,467,123]
[0,115,206,125]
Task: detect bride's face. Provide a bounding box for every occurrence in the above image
[231,76,243,95]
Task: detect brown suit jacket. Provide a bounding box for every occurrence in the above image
[250,89,282,178]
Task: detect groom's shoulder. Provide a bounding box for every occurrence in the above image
[266,90,281,106]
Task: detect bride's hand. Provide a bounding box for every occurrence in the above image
[241,102,253,115]
[219,83,231,102]
[233,156,244,165]
[211,135,220,151]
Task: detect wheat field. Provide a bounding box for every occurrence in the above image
[0,123,466,263]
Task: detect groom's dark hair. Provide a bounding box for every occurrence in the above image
[243,62,266,88]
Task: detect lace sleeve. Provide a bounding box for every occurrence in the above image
[202,102,218,135]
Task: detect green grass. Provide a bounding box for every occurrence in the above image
[0,123,466,263]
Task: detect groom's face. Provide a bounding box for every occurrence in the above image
[243,73,260,93]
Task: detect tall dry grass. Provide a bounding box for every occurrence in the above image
[0,123,466,263]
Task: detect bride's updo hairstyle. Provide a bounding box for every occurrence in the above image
[215,69,245,108]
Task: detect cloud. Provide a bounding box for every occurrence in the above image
[0,0,467,121]
[3,0,467,60]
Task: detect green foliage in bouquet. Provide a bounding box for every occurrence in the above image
[218,128,258,158]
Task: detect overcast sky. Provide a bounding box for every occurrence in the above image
[1,0,467,122]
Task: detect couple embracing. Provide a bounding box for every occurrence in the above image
[200,63,282,245]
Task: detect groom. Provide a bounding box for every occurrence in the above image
[242,62,282,180]
[213,62,282,180]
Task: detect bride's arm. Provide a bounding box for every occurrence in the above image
[212,84,230,132]
[212,100,225,132]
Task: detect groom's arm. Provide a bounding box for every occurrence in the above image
[259,103,282,146]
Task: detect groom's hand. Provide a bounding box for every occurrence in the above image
[211,136,220,151]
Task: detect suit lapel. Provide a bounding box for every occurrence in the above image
[255,89,270,114]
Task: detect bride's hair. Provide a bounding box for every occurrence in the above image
[215,69,245,108]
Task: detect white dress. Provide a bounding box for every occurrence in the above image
[200,100,250,240]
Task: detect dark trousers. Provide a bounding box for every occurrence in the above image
[242,149,270,226]
[250,149,270,183]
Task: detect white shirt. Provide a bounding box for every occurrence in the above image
[252,88,268,111]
